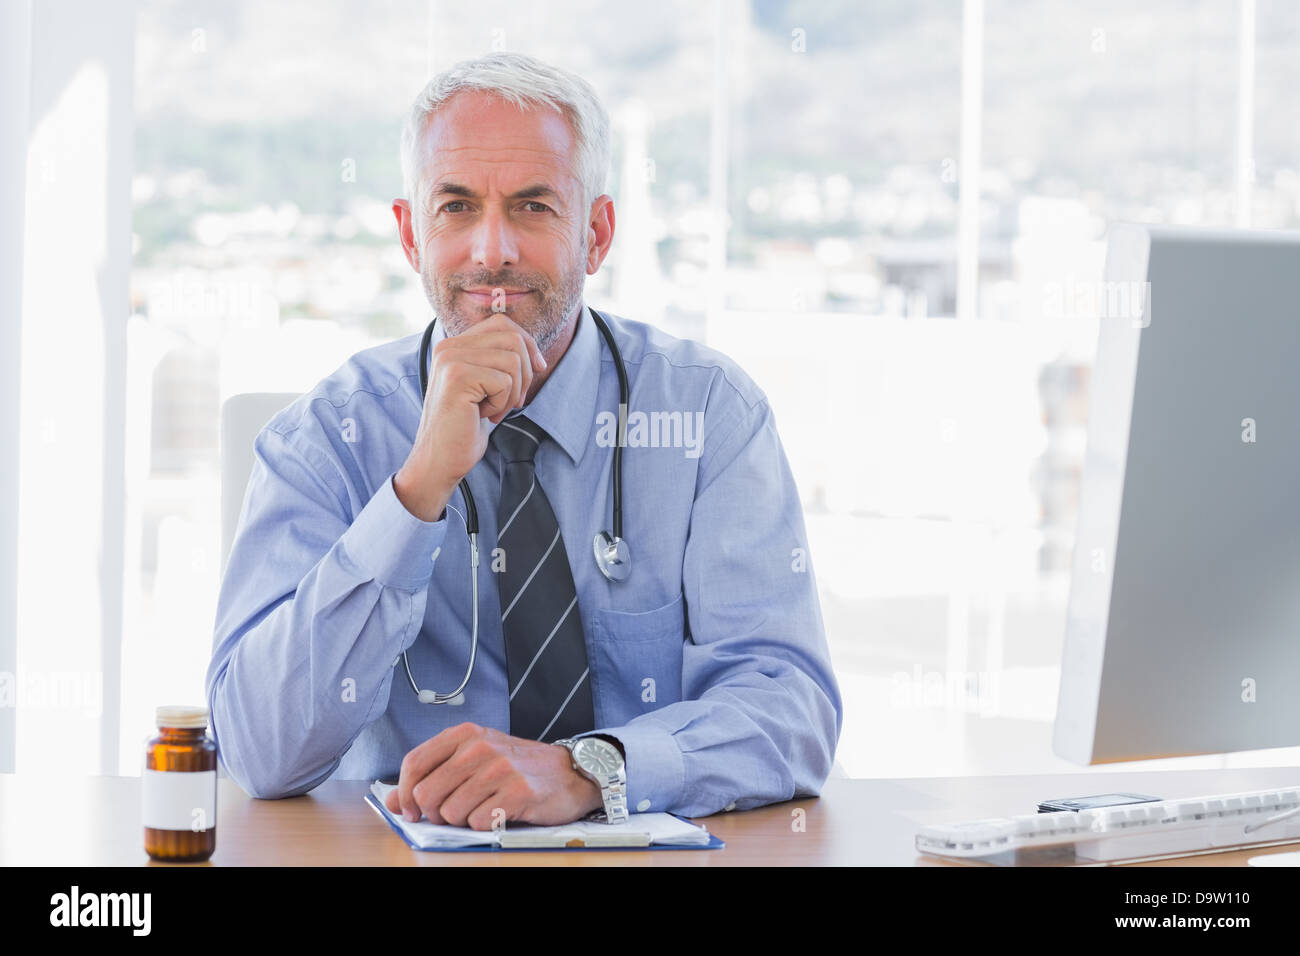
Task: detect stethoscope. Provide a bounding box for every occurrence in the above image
[403,305,632,704]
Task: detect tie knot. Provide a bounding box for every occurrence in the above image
[491,414,547,463]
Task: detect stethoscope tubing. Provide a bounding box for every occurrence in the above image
[406,305,629,704]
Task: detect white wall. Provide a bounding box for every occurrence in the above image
[0,0,34,773]
[12,0,135,775]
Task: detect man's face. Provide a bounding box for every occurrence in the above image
[405,90,589,353]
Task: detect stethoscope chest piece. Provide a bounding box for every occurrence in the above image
[593,531,632,582]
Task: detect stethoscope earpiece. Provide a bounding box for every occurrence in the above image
[418,689,464,705]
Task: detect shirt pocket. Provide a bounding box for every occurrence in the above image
[588,592,686,726]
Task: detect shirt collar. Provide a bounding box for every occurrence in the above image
[422,302,601,467]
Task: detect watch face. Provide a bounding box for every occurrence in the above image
[573,737,622,775]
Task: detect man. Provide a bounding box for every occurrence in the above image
[207,51,841,830]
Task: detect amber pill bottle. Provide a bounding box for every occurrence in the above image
[143,705,218,862]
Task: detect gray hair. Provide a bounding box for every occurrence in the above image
[399,52,612,228]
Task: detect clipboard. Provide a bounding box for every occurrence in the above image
[364,792,725,852]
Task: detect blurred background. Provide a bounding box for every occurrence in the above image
[4,0,1300,780]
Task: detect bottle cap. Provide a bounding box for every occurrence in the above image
[155,705,209,729]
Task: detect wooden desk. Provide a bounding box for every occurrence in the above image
[4,767,1299,865]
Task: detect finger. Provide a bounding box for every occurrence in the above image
[443,360,513,422]
[512,322,547,373]
[451,315,545,376]
[472,366,515,422]
[385,785,442,824]
[410,737,500,825]
[435,347,525,412]
[465,785,516,832]
[396,723,477,822]
[439,329,534,404]
[436,757,513,828]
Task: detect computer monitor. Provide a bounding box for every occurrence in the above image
[1054,224,1300,764]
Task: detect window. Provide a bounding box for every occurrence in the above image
[13,0,1297,779]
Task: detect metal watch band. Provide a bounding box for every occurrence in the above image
[554,737,629,824]
[600,774,629,824]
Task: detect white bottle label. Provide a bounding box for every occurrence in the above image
[141,769,217,832]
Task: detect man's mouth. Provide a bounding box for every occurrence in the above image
[462,289,534,305]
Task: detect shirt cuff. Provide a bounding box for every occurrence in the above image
[579,722,684,816]
[339,473,448,590]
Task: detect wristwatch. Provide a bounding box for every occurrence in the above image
[553,734,629,824]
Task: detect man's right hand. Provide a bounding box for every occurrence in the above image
[393,312,549,522]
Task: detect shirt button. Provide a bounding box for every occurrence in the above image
[636,799,651,812]
[725,801,737,812]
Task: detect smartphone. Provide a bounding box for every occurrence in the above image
[1037,792,1161,813]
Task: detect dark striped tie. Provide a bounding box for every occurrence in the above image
[492,413,595,741]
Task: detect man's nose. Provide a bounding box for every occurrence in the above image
[470,206,520,270]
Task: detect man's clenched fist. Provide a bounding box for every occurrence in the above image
[394,311,549,522]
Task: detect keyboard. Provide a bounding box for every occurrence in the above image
[916,786,1300,865]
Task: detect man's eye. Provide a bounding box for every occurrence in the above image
[439,201,548,213]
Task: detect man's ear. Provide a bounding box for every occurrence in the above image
[585,195,615,275]
[393,198,420,271]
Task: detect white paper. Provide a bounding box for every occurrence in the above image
[368,780,711,849]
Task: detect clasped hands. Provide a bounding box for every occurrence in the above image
[382,722,603,830]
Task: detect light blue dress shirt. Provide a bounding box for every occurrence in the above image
[207,304,842,818]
